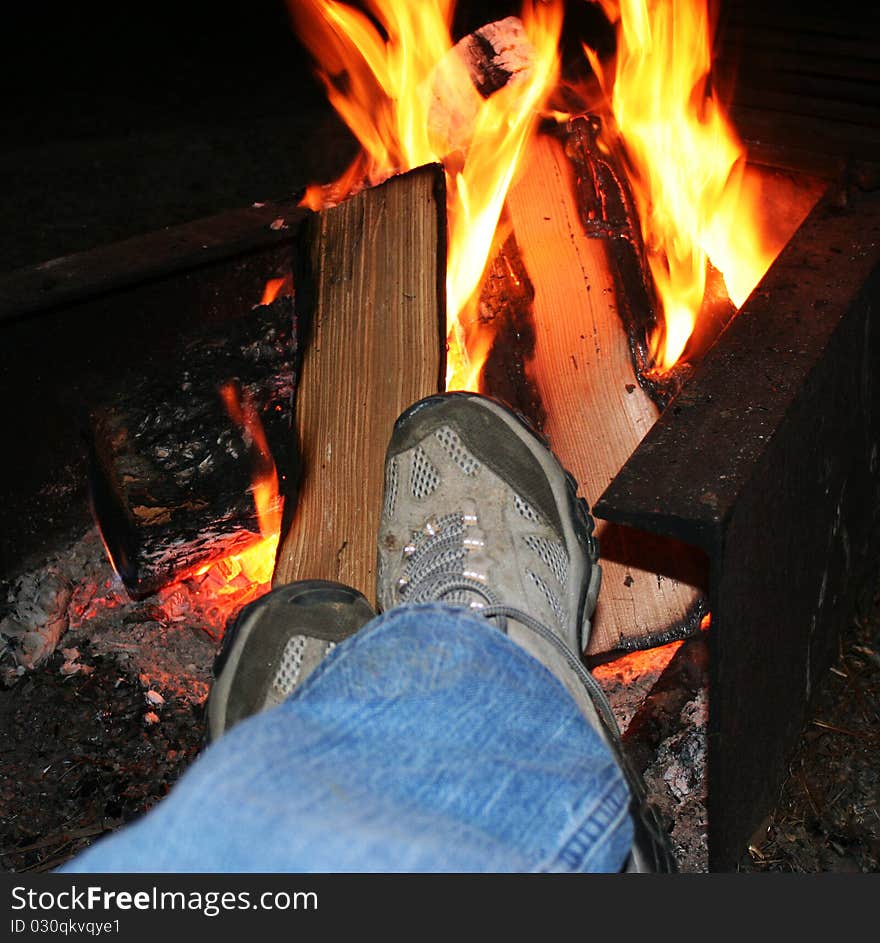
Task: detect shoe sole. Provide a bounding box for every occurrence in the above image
[388,392,602,652]
[206,579,375,743]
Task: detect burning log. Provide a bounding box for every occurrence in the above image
[566,115,736,404]
[425,16,546,428]
[274,164,446,603]
[504,128,708,655]
[426,16,536,158]
[87,297,296,599]
[565,115,666,402]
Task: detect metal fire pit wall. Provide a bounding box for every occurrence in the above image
[595,183,880,870]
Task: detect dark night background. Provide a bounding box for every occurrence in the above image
[1,0,608,272]
[1,0,354,271]
[2,0,871,273]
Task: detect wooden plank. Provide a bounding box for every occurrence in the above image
[722,2,880,39]
[728,86,880,131]
[273,165,446,603]
[593,184,880,868]
[504,132,708,655]
[0,197,309,323]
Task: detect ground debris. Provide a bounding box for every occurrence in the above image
[0,654,203,872]
[738,586,880,873]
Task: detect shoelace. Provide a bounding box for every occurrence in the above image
[482,603,622,739]
[398,513,502,610]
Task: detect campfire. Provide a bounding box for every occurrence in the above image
[3,0,876,872]
[3,0,820,662]
[269,0,821,655]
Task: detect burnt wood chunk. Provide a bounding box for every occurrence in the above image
[426,16,534,159]
[564,115,673,405]
[456,16,534,98]
[463,225,545,433]
[273,165,446,603]
[87,297,296,598]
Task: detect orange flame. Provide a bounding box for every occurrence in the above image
[260,274,293,306]
[288,0,563,389]
[218,382,283,586]
[586,0,776,370]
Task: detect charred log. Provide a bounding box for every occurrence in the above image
[562,115,673,405]
[564,115,738,407]
[470,228,545,433]
[86,297,297,599]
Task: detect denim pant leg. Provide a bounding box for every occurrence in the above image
[61,604,633,873]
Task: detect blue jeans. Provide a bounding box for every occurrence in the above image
[61,604,634,872]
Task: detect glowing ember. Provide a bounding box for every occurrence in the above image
[584,0,776,370]
[287,0,563,390]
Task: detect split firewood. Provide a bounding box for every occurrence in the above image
[273,164,446,603]
[86,297,297,598]
[566,115,794,401]
[504,128,708,654]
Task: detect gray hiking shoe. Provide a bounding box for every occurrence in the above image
[206,580,375,743]
[377,391,676,872]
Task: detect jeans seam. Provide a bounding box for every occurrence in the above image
[541,776,631,873]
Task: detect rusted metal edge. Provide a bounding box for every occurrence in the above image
[593,182,877,547]
[0,196,312,324]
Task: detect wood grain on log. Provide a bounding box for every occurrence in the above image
[505,131,708,654]
[273,165,446,603]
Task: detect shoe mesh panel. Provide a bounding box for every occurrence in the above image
[410,446,440,499]
[524,534,569,585]
[434,426,481,475]
[269,637,336,707]
[514,493,543,524]
[270,635,306,705]
[527,569,567,628]
[383,456,399,519]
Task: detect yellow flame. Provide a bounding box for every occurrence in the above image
[586,0,775,370]
[288,0,562,389]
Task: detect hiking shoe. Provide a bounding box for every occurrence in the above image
[377,391,600,651]
[376,391,676,872]
[206,579,375,742]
